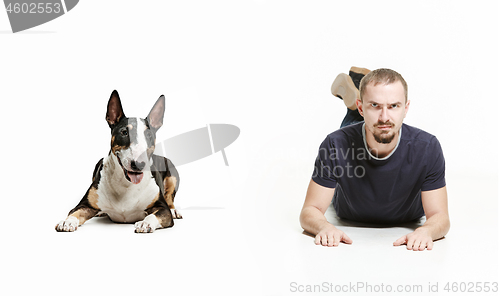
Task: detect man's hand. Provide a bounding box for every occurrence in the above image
[394,187,450,251]
[315,223,353,247]
[393,227,433,251]
[300,180,353,247]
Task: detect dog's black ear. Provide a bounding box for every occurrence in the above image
[146,95,165,131]
[106,90,126,128]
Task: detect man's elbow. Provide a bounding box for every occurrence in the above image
[299,206,318,231]
[299,207,309,230]
[443,213,451,235]
[428,211,450,239]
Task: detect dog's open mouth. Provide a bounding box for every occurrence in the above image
[125,170,144,184]
[117,157,144,184]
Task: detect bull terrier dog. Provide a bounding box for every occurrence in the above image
[55,90,181,233]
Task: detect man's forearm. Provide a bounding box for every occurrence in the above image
[300,206,336,235]
[418,212,450,240]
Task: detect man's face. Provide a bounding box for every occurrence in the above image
[358,81,409,144]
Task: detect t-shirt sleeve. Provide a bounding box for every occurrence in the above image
[311,136,338,188]
[421,136,446,191]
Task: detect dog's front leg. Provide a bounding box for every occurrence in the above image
[56,185,100,232]
[56,159,103,232]
[55,205,99,232]
[134,206,174,233]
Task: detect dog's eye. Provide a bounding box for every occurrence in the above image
[121,129,128,136]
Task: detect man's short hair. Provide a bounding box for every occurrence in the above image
[359,68,408,102]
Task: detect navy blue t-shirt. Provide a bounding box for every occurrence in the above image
[312,122,446,223]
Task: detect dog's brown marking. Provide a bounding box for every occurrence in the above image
[110,135,128,154]
[112,145,127,155]
[111,142,128,155]
[164,176,177,209]
[155,212,174,228]
[147,145,155,159]
[88,187,99,209]
[69,208,98,226]
[146,207,174,229]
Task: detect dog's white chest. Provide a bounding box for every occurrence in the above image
[96,157,159,223]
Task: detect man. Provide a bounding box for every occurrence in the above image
[300,68,450,251]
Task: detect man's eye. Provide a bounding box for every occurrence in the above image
[371,103,378,107]
[391,104,398,108]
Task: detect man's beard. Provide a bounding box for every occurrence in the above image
[373,121,396,144]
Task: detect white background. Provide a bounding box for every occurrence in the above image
[0,1,498,295]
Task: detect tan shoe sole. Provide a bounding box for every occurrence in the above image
[331,73,359,110]
[349,66,371,76]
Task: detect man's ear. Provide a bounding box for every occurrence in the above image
[356,99,364,117]
[106,90,126,128]
[404,99,411,118]
[146,95,165,131]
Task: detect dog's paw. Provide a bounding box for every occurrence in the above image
[134,215,160,233]
[55,216,79,232]
[171,208,183,219]
[134,221,154,233]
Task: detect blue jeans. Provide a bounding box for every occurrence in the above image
[340,108,364,128]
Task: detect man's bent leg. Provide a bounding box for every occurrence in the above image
[340,108,364,128]
[337,66,370,128]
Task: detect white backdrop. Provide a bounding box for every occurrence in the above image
[0,1,498,295]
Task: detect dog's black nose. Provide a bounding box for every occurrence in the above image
[131,160,146,171]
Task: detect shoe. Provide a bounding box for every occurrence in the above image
[349,66,370,89]
[331,73,359,110]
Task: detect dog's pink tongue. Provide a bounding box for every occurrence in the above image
[128,172,144,184]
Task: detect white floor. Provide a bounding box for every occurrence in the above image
[242,169,499,296]
[1,159,497,296]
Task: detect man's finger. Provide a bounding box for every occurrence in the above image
[407,237,416,250]
[393,235,407,246]
[414,240,424,251]
[341,233,353,244]
[412,238,423,251]
[331,233,340,247]
[427,240,434,251]
[321,234,329,246]
[327,235,335,247]
[418,240,427,251]
[315,234,321,245]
